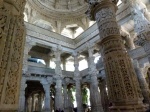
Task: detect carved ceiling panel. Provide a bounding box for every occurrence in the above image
[27,0,88,20]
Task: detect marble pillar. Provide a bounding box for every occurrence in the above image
[0,0,26,111]
[62,59,66,70]
[31,95,35,112]
[63,84,69,112]
[73,52,83,112]
[99,78,109,112]
[68,86,74,111]
[86,42,104,112]
[133,60,150,104]
[18,78,27,112]
[44,56,51,68]
[42,83,51,112]
[22,39,35,74]
[38,92,42,111]
[55,76,63,110]
[53,45,63,110]
[86,0,146,111]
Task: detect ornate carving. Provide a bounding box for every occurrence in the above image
[86,0,146,111]
[0,1,26,110]
[133,2,150,57]
[95,7,120,39]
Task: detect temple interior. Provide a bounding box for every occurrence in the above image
[1,0,150,112]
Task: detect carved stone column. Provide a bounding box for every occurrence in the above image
[18,78,27,112]
[62,59,66,70]
[53,45,63,110]
[133,60,150,104]
[86,0,146,111]
[22,38,35,73]
[0,0,26,111]
[73,52,83,112]
[55,76,63,110]
[42,82,51,112]
[99,78,109,112]
[63,83,69,112]
[86,42,104,112]
[68,85,74,111]
[38,92,42,112]
[99,70,109,112]
[44,56,51,68]
[31,94,35,112]
[64,78,74,112]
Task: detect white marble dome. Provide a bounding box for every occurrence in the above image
[28,0,88,20]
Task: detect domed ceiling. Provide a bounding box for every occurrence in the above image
[28,0,88,20]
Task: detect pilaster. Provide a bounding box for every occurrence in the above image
[0,0,26,111]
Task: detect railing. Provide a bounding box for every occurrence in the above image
[27,64,89,78]
[28,65,55,75]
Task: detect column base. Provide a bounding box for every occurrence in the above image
[109,104,148,112]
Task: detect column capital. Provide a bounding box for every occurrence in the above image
[72,51,79,57]
[86,42,95,57]
[52,45,63,61]
[64,77,71,85]
[72,51,79,68]
[52,45,63,76]
[40,78,53,87]
[85,0,117,21]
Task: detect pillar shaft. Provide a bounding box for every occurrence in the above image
[73,53,83,112]
[99,79,109,112]
[38,92,42,111]
[63,84,69,112]
[62,59,66,70]
[0,0,26,111]
[43,83,51,112]
[44,56,50,68]
[53,46,63,110]
[55,77,63,110]
[87,44,104,112]
[68,87,74,111]
[75,79,83,112]
[86,0,146,111]
[31,95,35,112]
[22,40,35,73]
